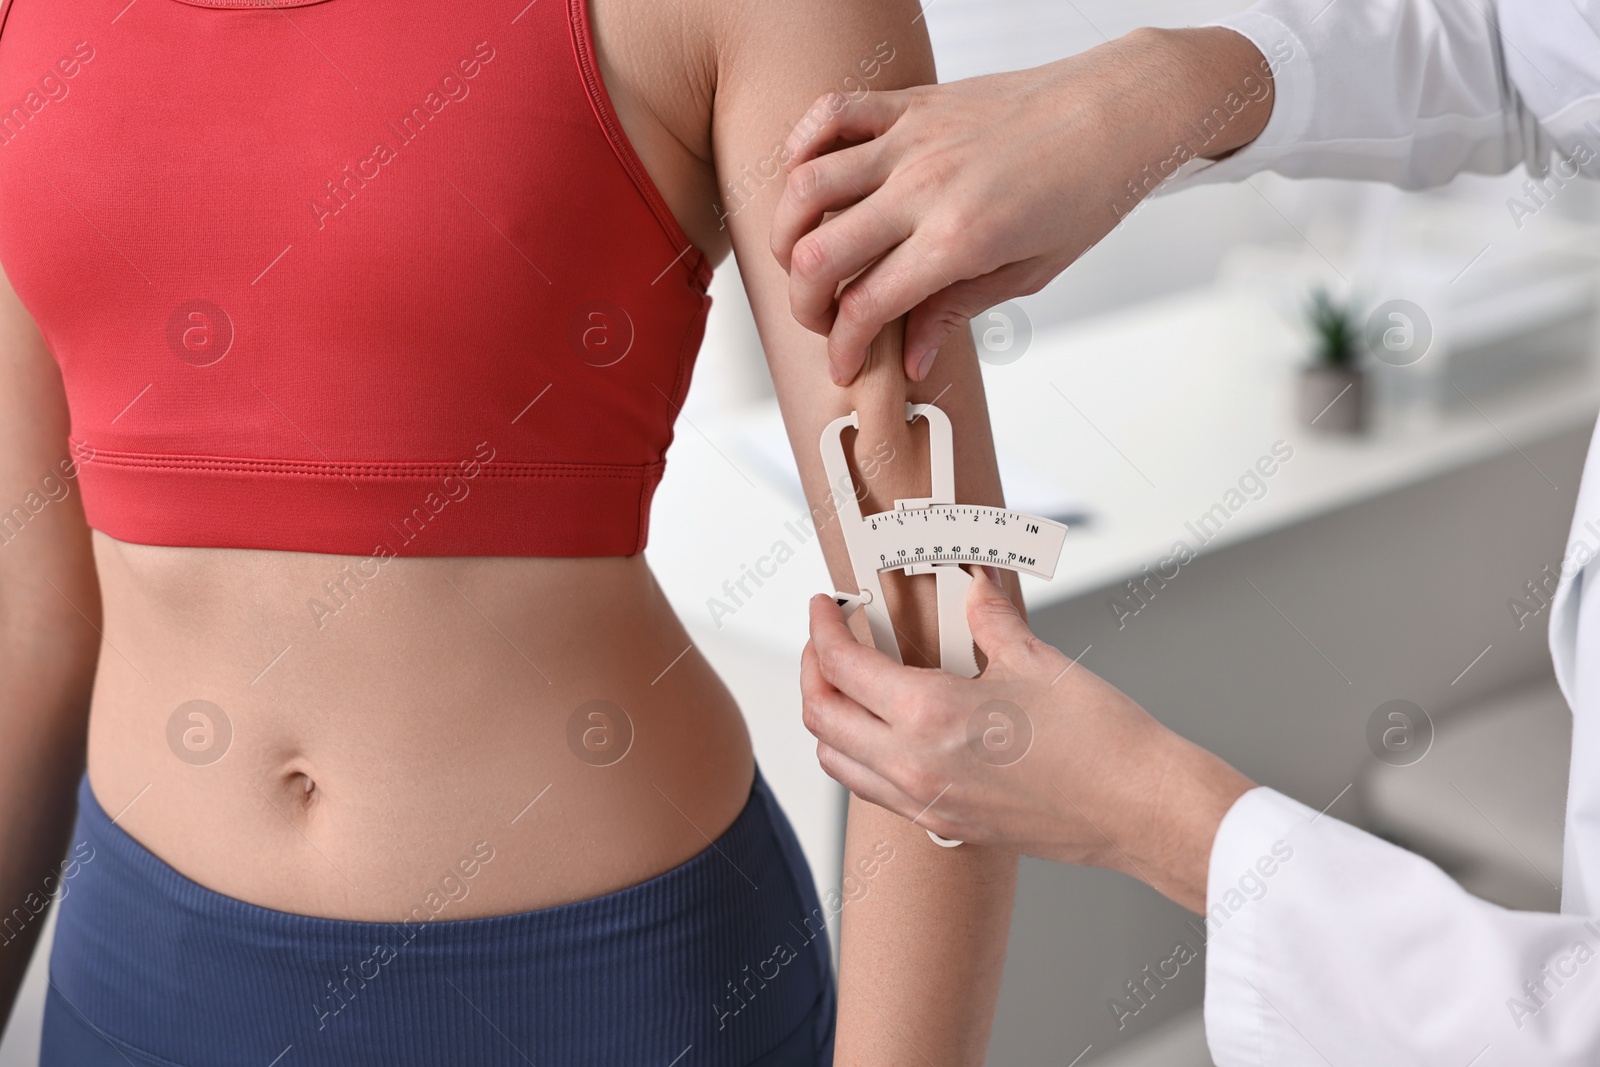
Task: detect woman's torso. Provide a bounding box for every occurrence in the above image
[0,0,750,919]
[87,542,754,919]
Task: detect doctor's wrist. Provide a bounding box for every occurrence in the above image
[1124,25,1275,165]
[1115,732,1256,914]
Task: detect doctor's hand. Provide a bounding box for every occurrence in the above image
[802,571,1255,912]
[771,26,1275,387]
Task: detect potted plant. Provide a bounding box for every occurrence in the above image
[1298,288,1366,433]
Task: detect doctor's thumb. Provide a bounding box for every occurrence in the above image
[966,567,1035,668]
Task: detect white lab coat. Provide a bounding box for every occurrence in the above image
[1169,1,1600,1063]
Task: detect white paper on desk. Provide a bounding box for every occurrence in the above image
[731,408,1090,526]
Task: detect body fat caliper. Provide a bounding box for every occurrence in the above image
[820,402,1069,846]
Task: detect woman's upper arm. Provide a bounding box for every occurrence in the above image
[0,261,99,648]
[707,0,953,557]
[706,0,1013,631]
[708,0,932,401]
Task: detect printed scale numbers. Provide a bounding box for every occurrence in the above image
[821,402,1068,846]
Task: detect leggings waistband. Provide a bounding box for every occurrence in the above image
[45,769,834,1066]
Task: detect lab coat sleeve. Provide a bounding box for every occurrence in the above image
[1205,786,1600,1067]
[1172,0,1600,190]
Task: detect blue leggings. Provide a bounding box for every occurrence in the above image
[42,770,834,1066]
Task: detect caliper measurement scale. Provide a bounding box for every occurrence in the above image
[858,504,1059,573]
[821,402,1068,846]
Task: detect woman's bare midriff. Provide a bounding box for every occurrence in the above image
[84,532,755,920]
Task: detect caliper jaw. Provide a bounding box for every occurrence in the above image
[820,403,980,679]
[831,592,868,621]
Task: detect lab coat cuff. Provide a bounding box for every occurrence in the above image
[1202,786,1317,1066]
[1169,10,1316,189]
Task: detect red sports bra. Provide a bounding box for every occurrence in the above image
[0,0,713,557]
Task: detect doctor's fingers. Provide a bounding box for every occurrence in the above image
[902,258,1059,382]
[783,88,912,171]
[806,594,925,712]
[965,567,1065,678]
[821,232,975,385]
[785,189,928,370]
[814,741,923,819]
[801,641,898,763]
[771,139,893,276]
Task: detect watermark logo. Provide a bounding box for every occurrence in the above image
[718,41,897,230]
[309,42,497,230]
[966,699,1033,766]
[308,546,396,631]
[1509,562,1563,632]
[1366,699,1433,767]
[714,839,894,1031]
[312,839,496,1031]
[1113,441,1295,630]
[1108,38,1294,222]
[369,440,494,557]
[1506,132,1596,231]
[1363,299,1432,367]
[566,699,634,766]
[166,699,232,766]
[167,300,233,367]
[568,301,633,367]
[1507,920,1600,1030]
[973,302,1032,366]
[706,445,895,630]
[0,841,94,947]
[0,452,89,549]
[1113,837,1294,1030]
[0,40,95,149]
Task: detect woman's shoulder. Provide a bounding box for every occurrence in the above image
[587,0,934,259]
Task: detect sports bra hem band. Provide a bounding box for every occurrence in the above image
[72,443,663,482]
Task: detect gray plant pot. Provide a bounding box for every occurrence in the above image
[1298,365,1366,434]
